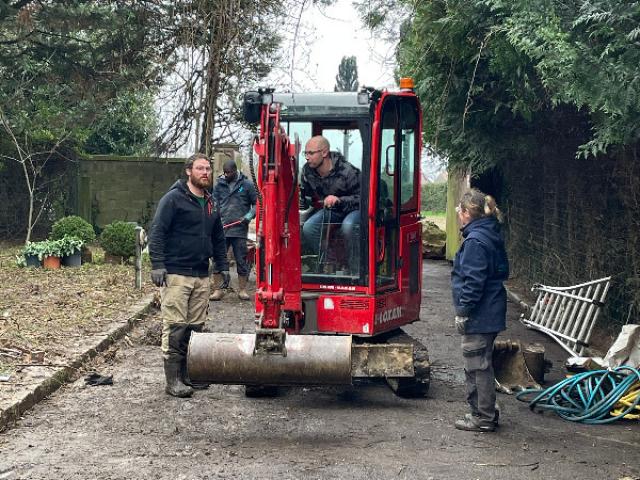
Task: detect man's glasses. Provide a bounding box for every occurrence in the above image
[303,149,322,157]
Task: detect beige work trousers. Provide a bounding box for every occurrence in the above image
[161,274,209,353]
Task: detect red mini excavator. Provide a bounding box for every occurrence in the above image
[188,79,430,397]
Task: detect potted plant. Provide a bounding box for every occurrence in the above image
[22,241,45,267]
[100,221,136,264]
[41,239,64,269]
[50,216,96,263]
[59,235,84,267]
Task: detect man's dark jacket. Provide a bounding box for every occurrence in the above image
[451,216,509,334]
[300,152,360,213]
[212,172,256,238]
[149,180,228,277]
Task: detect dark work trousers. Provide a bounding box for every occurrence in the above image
[226,236,249,277]
[462,332,498,427]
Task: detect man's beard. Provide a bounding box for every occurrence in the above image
[190,174,211,189]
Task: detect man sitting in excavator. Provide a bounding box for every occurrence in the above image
[299,135,360,271]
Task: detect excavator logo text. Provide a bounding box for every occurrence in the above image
[374,306,403,325]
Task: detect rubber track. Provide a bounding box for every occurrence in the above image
[382,328,431,398]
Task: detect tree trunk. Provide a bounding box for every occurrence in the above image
[199,2,234,157]
[21,159,35,244]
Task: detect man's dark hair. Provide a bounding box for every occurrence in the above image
[223,159,238,173]
[185,153,210,172]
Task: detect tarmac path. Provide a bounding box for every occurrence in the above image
[0,261,638,479]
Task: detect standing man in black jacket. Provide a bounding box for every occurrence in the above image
[211,159,257,301]
[148,153,230,398]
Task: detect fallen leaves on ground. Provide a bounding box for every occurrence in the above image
[0,253,156,373]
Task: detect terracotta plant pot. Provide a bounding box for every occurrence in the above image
[43,255,61,269]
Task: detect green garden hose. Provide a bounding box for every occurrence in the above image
[516,366,640,424]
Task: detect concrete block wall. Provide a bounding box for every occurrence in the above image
[77,145,242,230]
[79,156,185,229]
[0,146,242,239]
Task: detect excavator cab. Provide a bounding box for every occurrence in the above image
[291,115,365,280]
[269,88,423,337]
[187,83,429,396]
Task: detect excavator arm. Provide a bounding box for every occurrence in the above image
[252,93,303,355]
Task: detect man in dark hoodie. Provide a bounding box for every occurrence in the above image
[148,153,230,398]
[451,188,509,432]
[211,159,257,301]
[300,135,360,267]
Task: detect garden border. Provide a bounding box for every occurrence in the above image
[0,294,157,431]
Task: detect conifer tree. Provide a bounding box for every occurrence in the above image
[334,56,359,92]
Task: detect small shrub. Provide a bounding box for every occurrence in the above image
[51,216,96,245]
[100,221,136,258]
[23,241,47,260]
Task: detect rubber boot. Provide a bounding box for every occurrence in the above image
[454,416,495,432]
[209,273,225,301]
[237,275,250,301]
[181,324,209,390]
[164,356,193,398]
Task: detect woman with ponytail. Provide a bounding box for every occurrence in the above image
[451,189,509,432]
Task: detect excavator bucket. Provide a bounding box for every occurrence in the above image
[188,332,354,386]
[187,331,419,388]
[493,340,545,394]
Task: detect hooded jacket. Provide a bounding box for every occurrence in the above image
[451,216,510,334]
[149,180,228,277]
[212,172,257,239]
[300,151,360,213]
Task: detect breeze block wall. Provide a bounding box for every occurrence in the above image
[78,156,185,230]
[78,145,242,230]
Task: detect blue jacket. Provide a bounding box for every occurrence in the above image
[451,216,509,334]
[212,172,257,239]
[149,180,229,277]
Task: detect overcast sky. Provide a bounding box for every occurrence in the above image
[280,2,446,180]
[280,0,397,91]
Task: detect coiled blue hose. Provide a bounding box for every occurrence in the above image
[515,366,640,424]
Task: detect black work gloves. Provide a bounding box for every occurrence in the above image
[84,372,113,386]
[151,268,167,287]
[220,271,231,289]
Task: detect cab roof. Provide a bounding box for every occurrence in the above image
[272,92,371,121]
